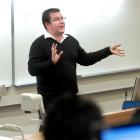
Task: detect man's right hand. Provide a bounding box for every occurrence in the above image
[51,43,63,64]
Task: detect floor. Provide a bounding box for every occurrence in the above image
[0,105,40,138]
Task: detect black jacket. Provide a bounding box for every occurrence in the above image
[28,34,112,95]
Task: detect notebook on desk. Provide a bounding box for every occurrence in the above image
[98,122,140,140]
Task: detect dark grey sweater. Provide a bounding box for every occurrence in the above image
[28,34,112,95]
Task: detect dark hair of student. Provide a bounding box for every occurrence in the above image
[43,95,104,140]
[131,108,140,123]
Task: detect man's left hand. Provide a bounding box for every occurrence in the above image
[110,44,125,57]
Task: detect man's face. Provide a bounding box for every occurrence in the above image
[45,12,65,36]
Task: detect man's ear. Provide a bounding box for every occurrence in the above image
[44,21,50,29]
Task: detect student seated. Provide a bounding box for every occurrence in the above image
[42,95,104,140]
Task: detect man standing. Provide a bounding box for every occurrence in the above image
[28,8,125,112]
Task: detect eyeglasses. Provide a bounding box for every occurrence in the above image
[51,17,66,23]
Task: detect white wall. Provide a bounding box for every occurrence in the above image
[14,0,140,85]
[0,0,12,86]
[0,0,140,114]
[0,0,140,87]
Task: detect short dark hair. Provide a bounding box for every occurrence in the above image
[131,109,140,123]
[42,8,60,28]
[43,95,103,140]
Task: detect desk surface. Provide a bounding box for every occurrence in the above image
[104,108,136,125]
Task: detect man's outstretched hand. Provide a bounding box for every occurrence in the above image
[110,44,125,57]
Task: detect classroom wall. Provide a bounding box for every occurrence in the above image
[0,0,140,113]
[0,70,140,113]
[14,0,140,85]
[1,0,140,87]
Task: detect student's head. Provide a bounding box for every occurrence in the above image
[43,95,104,140]
[42,8,65,35]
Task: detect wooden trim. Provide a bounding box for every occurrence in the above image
[104,108,136,125]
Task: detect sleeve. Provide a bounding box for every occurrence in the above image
[77,44,112,66]
[28,40,55,76]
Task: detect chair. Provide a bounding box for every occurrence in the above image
[21,93,45,114]
[122,77,140,110]
[21,93,45,126]
[0,124,24,140]
[131,77,140,101]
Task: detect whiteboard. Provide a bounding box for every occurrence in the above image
[0,0,12,86]
[14,0,140,86]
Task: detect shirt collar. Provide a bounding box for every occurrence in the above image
[44,32,68,43]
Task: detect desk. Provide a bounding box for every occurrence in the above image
[104,108,136,125]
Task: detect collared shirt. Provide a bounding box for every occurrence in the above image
[44,32,68,43]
